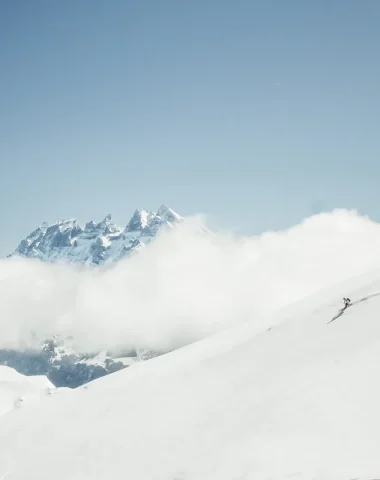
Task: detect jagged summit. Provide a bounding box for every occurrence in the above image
[124,205,183,235]
[125,209,152,233]
[157,204,183,223]
[95,214,121,235]
[9,206,183,265]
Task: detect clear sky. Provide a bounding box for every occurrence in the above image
[1,0,380,256]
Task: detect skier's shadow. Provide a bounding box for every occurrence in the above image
[328,308,347,324]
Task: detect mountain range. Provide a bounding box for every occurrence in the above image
[8,204,183,265]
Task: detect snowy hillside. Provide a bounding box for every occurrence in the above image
[0,366,57,416]
[2,268,380,478]
[8,204,183,265]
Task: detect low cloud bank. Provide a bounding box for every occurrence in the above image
[1,209,380,353]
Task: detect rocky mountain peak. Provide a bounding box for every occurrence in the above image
[9,205,183,265]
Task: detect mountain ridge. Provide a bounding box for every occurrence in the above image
[8,204,183,265]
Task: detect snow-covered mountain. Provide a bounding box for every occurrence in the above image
[9,204,183,265]
[2,268,380,478]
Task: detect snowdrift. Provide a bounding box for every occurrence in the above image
[1,269,380,479]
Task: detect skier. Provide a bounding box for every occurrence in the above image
[343,297,351,309]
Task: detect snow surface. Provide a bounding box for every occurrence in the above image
[0,366,56,416]
[1,269,380,478]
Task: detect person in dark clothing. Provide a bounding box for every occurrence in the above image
[343,297,351,309]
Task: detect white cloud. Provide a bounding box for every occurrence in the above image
[1,209,380,353]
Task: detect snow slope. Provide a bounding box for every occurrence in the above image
[0,366,56,416]
[1,269,380,479]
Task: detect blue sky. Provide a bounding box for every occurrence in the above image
[1,0,380,256]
